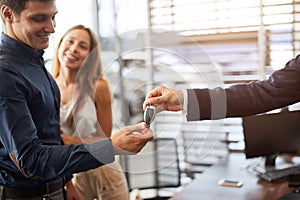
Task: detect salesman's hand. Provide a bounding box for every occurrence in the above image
[143,85,184,113]
[111,122,154,155]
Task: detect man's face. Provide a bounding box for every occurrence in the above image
[8,1,58,50]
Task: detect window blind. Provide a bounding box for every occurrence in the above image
[149,0,300,75]
[147,0,300,175]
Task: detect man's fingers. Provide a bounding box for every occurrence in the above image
[131,128,154,138]
[120,122,146,134]
[143,97,161,110]
[112,126,154,155]
[146,86,164,99]
[154,104,165,113]
[144,86,167,109]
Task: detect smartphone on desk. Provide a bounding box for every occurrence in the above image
[218,179,243,188]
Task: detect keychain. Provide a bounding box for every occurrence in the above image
[144,106,156,128]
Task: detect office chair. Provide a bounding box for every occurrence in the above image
[180,121,230,179]
[120,138,182,200]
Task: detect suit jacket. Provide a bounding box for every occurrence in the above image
[187,54,300,121]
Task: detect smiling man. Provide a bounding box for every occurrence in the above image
[3,0,57,50]
[0,1,153,199]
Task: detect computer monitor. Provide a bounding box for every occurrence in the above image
[242,110,300,168]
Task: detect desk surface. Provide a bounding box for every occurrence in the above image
[171,153,295,200]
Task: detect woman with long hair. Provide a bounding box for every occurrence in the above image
[52,24,129,200]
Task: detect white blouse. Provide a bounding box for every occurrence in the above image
[60,96,98,138]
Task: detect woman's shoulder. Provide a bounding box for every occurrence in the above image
[95,78,112,102]
[95,78,110,93]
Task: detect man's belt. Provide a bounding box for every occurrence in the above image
[3,178,64,198]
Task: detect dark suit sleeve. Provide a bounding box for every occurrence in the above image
[187,54,300,121]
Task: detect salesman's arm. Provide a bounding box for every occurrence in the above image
[187,54,300,120]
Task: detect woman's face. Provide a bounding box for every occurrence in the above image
[58,29,91,70]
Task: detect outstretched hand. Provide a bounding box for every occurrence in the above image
[143,86,184,113]
[111,122,154,155]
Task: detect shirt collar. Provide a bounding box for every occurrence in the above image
[0,32,45,61]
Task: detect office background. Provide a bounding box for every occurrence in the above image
[2,0,300,198]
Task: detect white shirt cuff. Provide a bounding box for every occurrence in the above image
[182,89,188,122]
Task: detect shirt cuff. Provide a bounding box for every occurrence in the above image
[182,89,188,113]
[84,138,115,165]
[182,89,188,122]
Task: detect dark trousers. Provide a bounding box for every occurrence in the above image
[0,178,65,200]
[0,187,64,200]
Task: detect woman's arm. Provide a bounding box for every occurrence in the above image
[95,78,113,137]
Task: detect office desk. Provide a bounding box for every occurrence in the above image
[171,153,295,200]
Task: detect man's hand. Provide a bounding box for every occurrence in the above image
[111,122,154,155]
[143,86,184,113]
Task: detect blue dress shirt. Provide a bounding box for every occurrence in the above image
[0,33,114,188]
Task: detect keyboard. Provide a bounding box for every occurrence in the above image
[255,165,300,182]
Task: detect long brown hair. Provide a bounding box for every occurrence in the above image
[52,24,103,127]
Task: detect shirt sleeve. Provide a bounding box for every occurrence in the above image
[0,68,115,183]
[186,55,300,121]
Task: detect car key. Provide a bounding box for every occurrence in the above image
[144,106,156,128]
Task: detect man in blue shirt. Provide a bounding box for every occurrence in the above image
[0,0,154,199]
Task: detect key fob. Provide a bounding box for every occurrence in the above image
[144,106,156,128]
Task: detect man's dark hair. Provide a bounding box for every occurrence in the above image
[0,0,28,15]
[0,0,54,15]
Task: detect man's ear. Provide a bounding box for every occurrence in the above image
[1,5,13,23]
